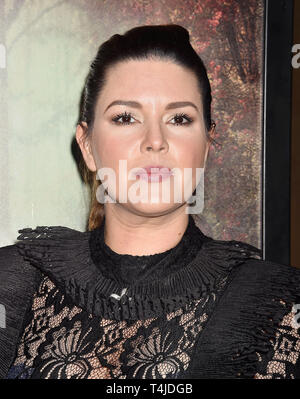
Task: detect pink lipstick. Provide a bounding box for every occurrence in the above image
[134,165,173,183]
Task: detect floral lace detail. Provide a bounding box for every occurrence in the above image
[7,274,220,379]
[254,306,300,379]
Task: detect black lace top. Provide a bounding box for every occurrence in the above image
[1,215,300,379]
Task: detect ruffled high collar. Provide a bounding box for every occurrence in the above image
[16,216,262,320]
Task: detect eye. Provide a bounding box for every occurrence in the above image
[170,113,193,126]
[111,111,136,125]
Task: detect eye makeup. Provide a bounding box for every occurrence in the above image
[111,111,194,126]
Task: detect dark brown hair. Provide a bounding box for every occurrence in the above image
[78,24,216,231]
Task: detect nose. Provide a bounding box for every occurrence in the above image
[140,121,169,153]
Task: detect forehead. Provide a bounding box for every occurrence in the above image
[98,59,201,107]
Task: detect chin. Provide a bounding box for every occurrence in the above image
[127,201,184,217]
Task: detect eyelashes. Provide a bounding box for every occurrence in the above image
[111,111,194,126]
[112,111,135,125]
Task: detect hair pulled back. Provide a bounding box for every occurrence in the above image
[78,24,215,231]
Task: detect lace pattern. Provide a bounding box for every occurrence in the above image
[254,306,300,379]
[7,274,220,379]
[6,222,299,379]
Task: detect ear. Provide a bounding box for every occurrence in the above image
[203,122,216,167]
[76,122,97,172]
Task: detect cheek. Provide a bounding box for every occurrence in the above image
[176,136,207,168]
[93,134,127,169]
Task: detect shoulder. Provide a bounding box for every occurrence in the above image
[0,242,42,292]
[190,256,300,378]
[0,243,23,266]
[203,253,300,336]
[219,257,300,344]
[199,234,300,309]
[0,241,43,319]
[0,242,44,379]
[15,225,89,262]
[217,257,300,326]
[0,224,85,298]
[229,257,300,298]
[236,256,300,275]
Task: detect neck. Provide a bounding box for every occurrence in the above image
[102,204,190,256]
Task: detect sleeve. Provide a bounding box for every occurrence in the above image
[254,301,300,378]
[0,244,42,379]
[228,259,300,379]
[187,257,300,379]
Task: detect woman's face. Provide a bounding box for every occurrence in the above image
[78,58,212,217]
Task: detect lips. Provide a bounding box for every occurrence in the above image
[134,165,173,182]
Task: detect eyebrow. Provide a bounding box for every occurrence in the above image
[104,100,199,113]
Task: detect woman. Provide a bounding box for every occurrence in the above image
[1,24,300,379]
